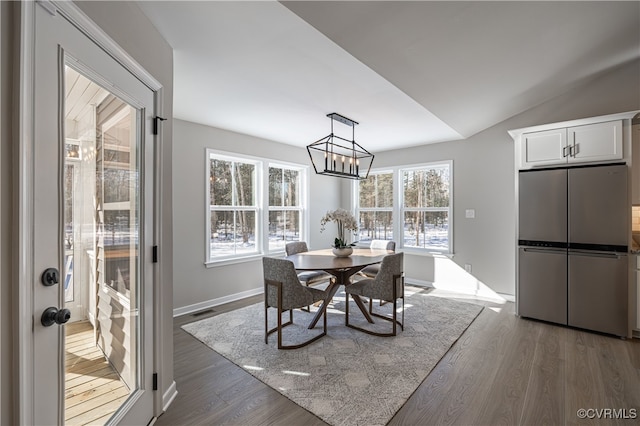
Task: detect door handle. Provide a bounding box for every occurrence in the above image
[41,307,71,327]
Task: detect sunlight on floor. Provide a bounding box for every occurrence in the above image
[424,254,509,304]
[243,365,264,371]
[282,370,310,377]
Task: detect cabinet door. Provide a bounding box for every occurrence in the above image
[568,251,628,337]
[637,268,640,331]
[520,128,567,169]
[567,120,622,164]
[632,122,640,204]
[518,248,567,325]
[637,255,640,331]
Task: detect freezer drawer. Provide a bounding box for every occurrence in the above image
[568,251,628,337]
[518,247,567,325]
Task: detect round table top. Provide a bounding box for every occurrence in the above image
[285,248,392,271]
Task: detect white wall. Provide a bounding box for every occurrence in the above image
[375,59,640,296]
[173,119,341,313]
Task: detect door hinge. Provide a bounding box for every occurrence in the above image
[153,373,158,391]
[152,245,158,263]
[153,116,167,135]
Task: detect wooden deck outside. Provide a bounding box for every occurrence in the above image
[65,321,130,426]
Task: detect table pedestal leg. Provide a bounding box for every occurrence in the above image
[308,269,374,329]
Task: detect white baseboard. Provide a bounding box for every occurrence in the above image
[173,287,263,317]
[162,380,178,412]
[406,277,515,303]
[405,278,434,288]
[498,293,516,303]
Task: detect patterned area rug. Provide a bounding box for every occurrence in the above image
[182,287,483,426]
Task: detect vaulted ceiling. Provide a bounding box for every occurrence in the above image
[137,1,640,152]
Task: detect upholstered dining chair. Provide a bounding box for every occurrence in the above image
[263,256,329,349]
[285,241,335,310]
[345,252,404,337]
[358,240,396,279]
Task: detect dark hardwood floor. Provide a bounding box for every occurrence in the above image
[156,287,640,426]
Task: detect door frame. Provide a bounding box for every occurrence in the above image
[16,1,167,424]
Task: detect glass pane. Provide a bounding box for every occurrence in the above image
[210,159,232,206]
[269,167,282,206]
[234,162,255,206]
[358,211,393,243]
[359,175,376,208]
[359,172,393,208]
[63,64,139,424]
[283,169,299,206]
[403,211,449,250]
[63,164,75,303]
[211,210,234,256]
[210,210,257,256]
[268,210,284,250]
[377,173,394,207]
[403,167,450,208]
[103,168,131,203]
[268,210,301,251]
[235,210,256,253]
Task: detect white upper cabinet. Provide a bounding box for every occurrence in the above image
[567,120,622,164]
[520,128,567,168]
[519,119,623,169]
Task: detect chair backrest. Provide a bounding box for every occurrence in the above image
[370,239,396,251]
[263,257,313,310]
[371,252,404,301]
[285,241,309,256]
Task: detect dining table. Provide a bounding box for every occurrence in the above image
[285,248,393,329]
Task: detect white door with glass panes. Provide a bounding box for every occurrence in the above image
[27,3,156,425]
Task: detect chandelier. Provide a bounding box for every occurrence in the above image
[306,113,374,180]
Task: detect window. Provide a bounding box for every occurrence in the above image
[357,171,394,244]
[207,153,259,260]
[206,150,308,264]
[268,165,303,252]
[355,161,452,253]
[402,163,451,251]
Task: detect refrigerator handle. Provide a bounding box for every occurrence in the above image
[568,250,626,259]
[522,247,566,255]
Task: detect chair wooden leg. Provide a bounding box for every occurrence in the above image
[265,280,328,349]
[345,293,350,326]
[264,302,268,344]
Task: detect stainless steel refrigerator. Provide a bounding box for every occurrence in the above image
[517,163,629,337]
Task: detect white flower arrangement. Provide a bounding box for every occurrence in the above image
[320,208,358,248]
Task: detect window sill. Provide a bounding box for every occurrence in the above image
[205,254,264,268]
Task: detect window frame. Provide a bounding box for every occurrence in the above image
[205,149,309,266]
[205,150,262,264]
[266,162,307,254]
[354,160,453,254]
